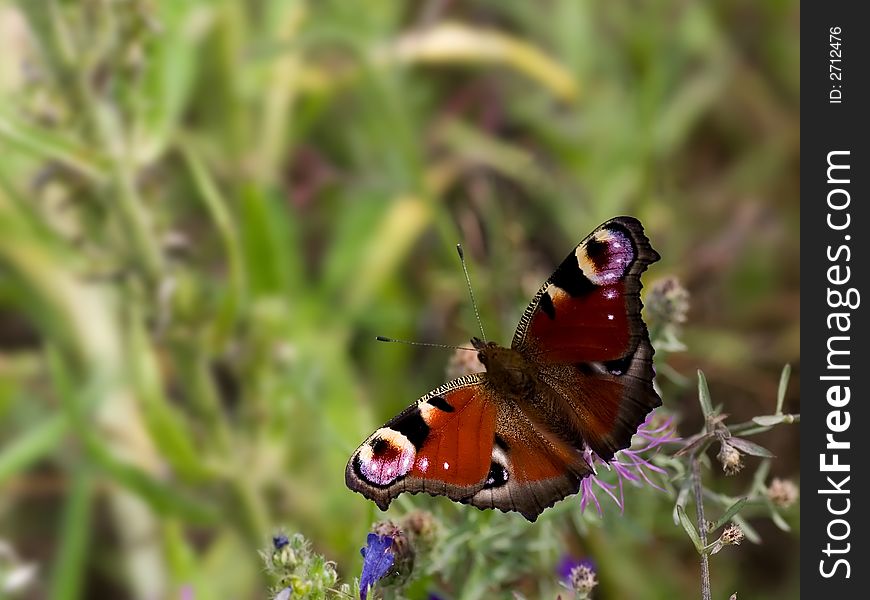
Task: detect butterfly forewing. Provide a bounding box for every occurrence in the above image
[346,375,496,510]
[512,216,661,460]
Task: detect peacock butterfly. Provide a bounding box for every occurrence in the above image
[345,216,661,521]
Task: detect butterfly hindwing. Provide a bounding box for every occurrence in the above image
[466,406,592,521]
[511,216,661,461]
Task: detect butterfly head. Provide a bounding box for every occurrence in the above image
[469,336,498,367]
[470,337,536,394]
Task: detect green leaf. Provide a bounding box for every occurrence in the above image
[776,364,791,414]
[673,480,692,525]
[697,370,714,418]
[0,414,68,485]
[770,509,791,532]
[127,316,215,482]
[728,437,775,457]
[752,415,787,426]
[85,436,219,525]
[752,459,772,491]
[182,142,247,345]
[674,432,713,457]
[676,505,704,554]
[732,514,762,544]
[0,115,106,181]
[713,497,749,531]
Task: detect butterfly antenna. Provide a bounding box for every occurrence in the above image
[375,336,475,351]
[456,244,487,342]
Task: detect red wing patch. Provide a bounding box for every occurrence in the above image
[512,216,658,363]
[409,384,496,487]
[526,281,630,362]
[345,375,497,510]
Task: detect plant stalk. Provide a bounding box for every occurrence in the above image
[692,456,712,600]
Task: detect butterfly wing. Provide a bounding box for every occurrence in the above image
[346,373,592,520]
[346,374,495,511]
[466,400,593,521]
[347,216,660,521]
[511,216,661,460]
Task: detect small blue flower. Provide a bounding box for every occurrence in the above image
[273,534,290,550]
[359,533,395,600]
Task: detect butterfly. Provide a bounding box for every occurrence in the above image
[345,216,661,521]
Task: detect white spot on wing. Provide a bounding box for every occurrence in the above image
[417,398,436,422]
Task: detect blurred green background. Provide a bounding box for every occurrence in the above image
[0,1,798,599]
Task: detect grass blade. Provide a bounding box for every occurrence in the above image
[49,467,94,600]
[0,414,67,486]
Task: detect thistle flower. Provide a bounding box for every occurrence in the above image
[401,510,439,556]
[720,523,744,546]
[645,277,690,351]
[580,412,679,514]
[646,277,690,326]
[557,557,598,599]
[708,523,745,555]
[717,441,743,475]
[766,477,798,509]
[570,562,598,596]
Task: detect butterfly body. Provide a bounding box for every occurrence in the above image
[471,338,537,397]
[346,217,661,521]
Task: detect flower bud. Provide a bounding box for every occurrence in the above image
[646,277,690,327]
[717,441,743,475]
[720,523,744,546]
[766,478,798,509]
[569,561,598,596]
[401,510,439,556]
[370,521,415,585]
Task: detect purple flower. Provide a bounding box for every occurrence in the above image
[557,556,596,581]
[557,557,598,595]
[272,534,289,550]
[580,411,679,515]
[359,533,395,600]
